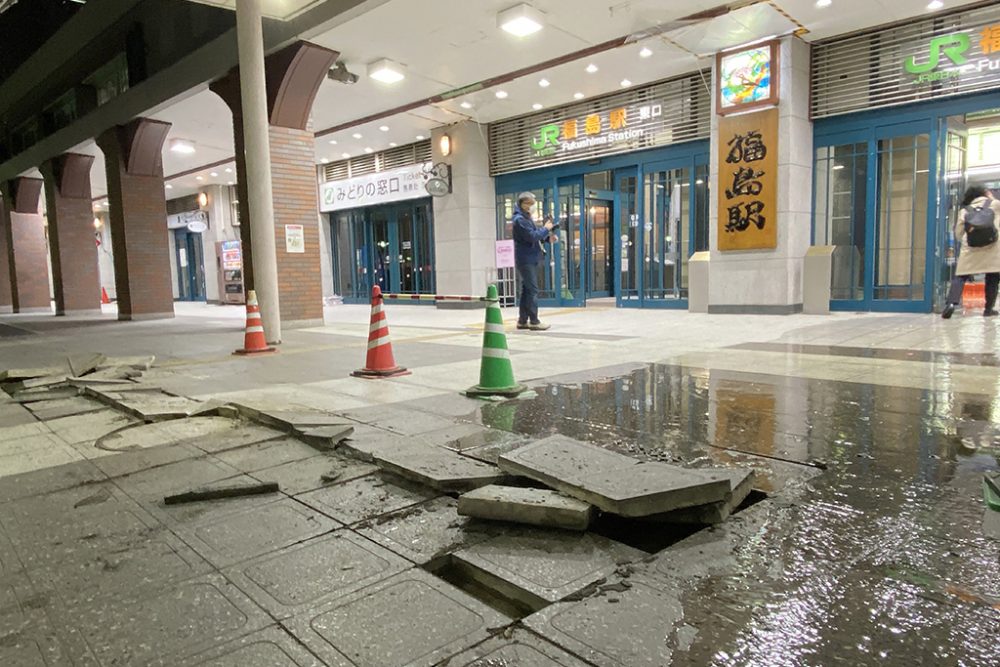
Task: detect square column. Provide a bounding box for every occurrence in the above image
[41,153,102,315]
[0,177,51,313]
[98,119,175,321]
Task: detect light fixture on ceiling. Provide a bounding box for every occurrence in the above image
[169,139,195,154]
[573,92,584,100]
[639,47,653,58]
[586,63,599,74]
[620,79,632,87]
[440,134,452,157]
[496,90,509,99]
[497,3,545,37]
[328,139,338,145]
[197,192,208,208]
[816,0,832,6]
[460,101,473,109]
[538,78,550,87]
[364,147,374,154]
[368,58,406,84]
[532,103,543,110]
[379,125,390,132]
[352,132,363,139]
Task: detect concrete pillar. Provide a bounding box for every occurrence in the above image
[41,153,102,315]
[211,39,338,331]
[431,121,496,305]
[0,178,51,313]
[97,118,175,321]
[708,37,813,314]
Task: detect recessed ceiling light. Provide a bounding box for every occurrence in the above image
[532,103,543,110]
[342,152,351,159]
[195,175,204,181]
[496,90,509,99]
[573,92,584,100]
[460,101,473,109]
[210,172,218,177]
[639,47,653,58]
[328,139,338,145]
[368,58,406,84]
[320,158,329,164]
[538,78,550,87]
[364,147,373,154]
[927,0,943,9]
[586,63,599,74]
[352,132,363,139]
[165,183,173,189]
[416,134,425,140]
[379,125,389,132]
[497,3,545,37]
[620,79,632,87]
[169,139,195,154]
[389,142,398,147]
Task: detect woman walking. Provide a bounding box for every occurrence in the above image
[942,185,1000,319]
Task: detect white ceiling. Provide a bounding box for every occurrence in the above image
[61,0,989,210]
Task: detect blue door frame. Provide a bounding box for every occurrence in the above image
[813,90,1000,313]
[496,140,710,309]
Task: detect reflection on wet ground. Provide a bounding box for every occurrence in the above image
[471,363,1000,665]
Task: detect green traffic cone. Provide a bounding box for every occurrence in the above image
[466,284,526,398]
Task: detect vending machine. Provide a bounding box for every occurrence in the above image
[216,240,245,305]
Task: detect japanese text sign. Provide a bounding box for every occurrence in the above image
[319,162,431,213]
[718,107,778,251]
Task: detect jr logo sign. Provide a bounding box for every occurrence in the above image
[905,33,971,74]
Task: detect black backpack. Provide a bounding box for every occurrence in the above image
[964,203,997,248]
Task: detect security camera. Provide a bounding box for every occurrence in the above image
[328,61,359,85]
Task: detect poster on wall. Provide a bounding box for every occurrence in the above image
[716,41,778,115]
[717,107,778,251]
[285,225,305,254]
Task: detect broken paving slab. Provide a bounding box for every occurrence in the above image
[451,530,644,610]
[374,442,506,493]
[443,628,592,667]
[498,435,733,517]
[286,568,510,667]
[641,468,755,525]
[458,485,593,531]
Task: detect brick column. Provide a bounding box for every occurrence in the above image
[212,40,337,329]
[98,119,175,321]
[0,178,51,313]
[41,153,102,315]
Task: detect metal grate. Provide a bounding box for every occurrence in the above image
[322,139,432,182]
[811,2,1000,119]
[487,71,711,176]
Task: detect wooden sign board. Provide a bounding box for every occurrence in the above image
[717,107,779,251]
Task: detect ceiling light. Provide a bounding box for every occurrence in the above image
[532,103,543,110]
[927,0,943,9]
[497,3,545,37]
[320,158,330,164]
[496,90,509,99]
[169,139,195,154]
[639,47,653,58]
[460,101,473,109]
[538,78,550,87]
[620,79,632,87]
[379,125,389,132]
[816,0,832,6]
[586,63,598,74]
[210,172,218,177]
[364,147,373,154]
[342,152,351,159]
[574,92,584,100]
[352,132,363,139]
[416,134,425,140]
[328,139,338,145]
[368,58,406,84]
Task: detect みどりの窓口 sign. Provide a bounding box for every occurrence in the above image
[717,107,778,251]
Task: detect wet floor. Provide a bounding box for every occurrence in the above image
[472,363,1000,666]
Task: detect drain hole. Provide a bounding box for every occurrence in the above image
[423,556,544,620]
[588,514,702,553]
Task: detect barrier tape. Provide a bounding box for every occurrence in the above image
[380,293,498,303]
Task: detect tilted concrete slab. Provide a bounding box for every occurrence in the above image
[458,485,593,531]
[642,468,755,525]
[443,628,592,667]
[451,530,644,608]
[498,435,732,517]
[286,568,510,667]
[375,442,506,493]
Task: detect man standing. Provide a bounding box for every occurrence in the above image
[512,192,556,331]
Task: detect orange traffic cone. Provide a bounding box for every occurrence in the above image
[101,287,110,304]
[352,285,409,378]
[234,290,277,355]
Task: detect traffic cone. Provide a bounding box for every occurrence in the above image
[233,290,276,355]
[100,287,110,304]
[352,285,409,378]
[466,284,526,398]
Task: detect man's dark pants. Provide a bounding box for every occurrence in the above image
[517,263,540,325]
